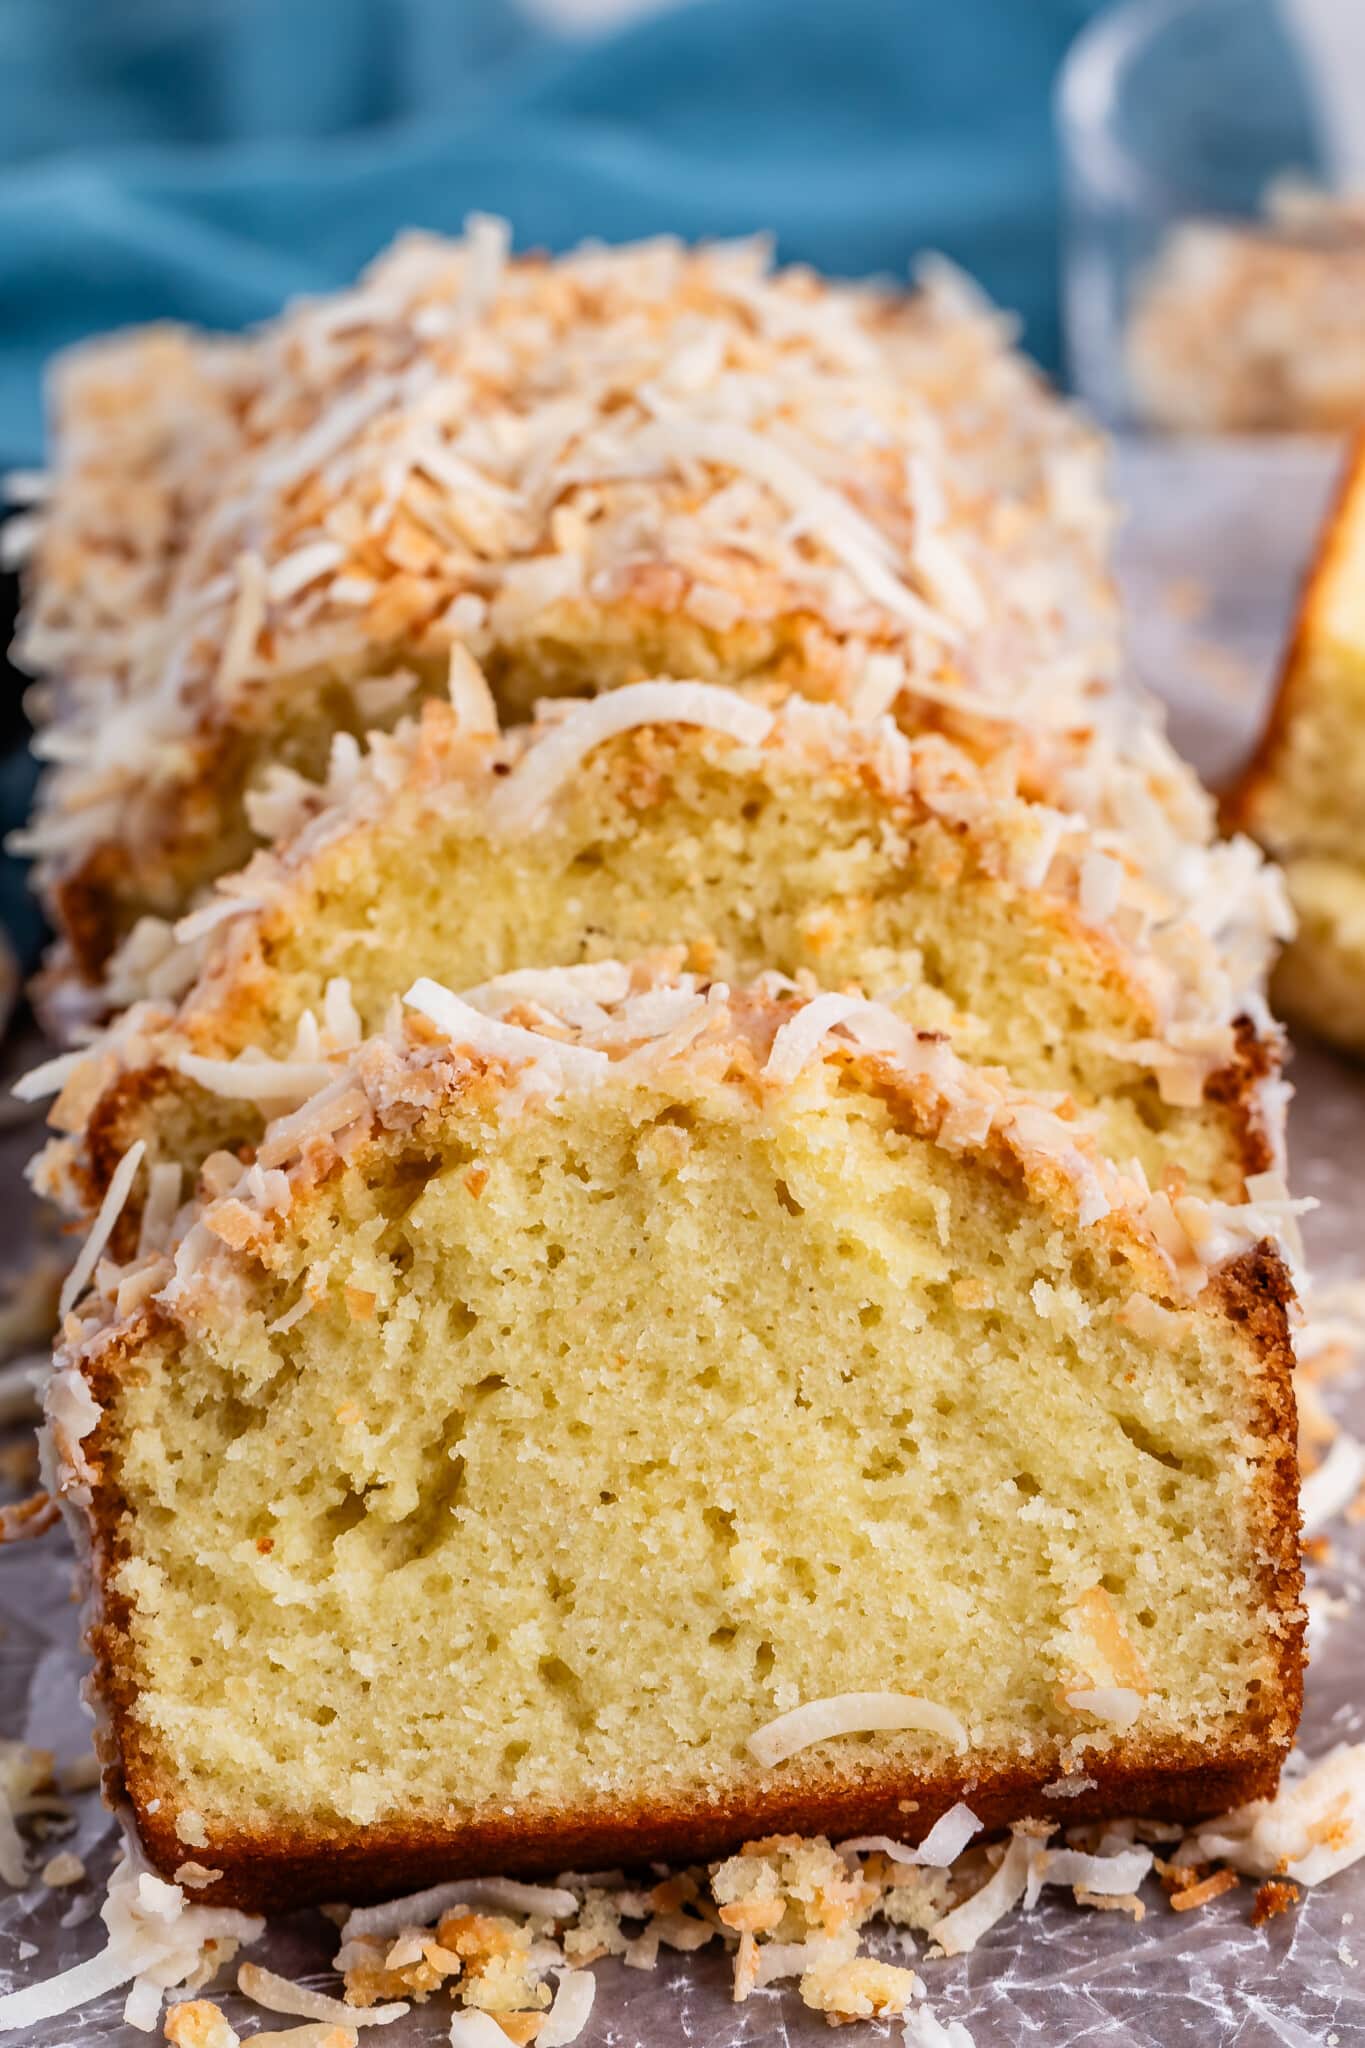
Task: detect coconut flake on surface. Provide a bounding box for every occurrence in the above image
[0,1847,262,2034]
[340,1875,577,1945]
[1063,1686,1143,1732]
[1181,1744,1365,1886]
[764,993,864,1085]
[903,2004,978,2048]
[236,1963,405,2026]
[929,1832,1031,1957]
[913,1803,984,1869]
[747,1691,968,1769]
[446,2014,510,2047]
[1023,1843,1153,1910]
[174,1050,338,1107]
[484,681,774,835]
[446,645,499,736]
[403,979,610,1087]
[172,894,265,948]
[537,1969,595,2046]
[59,1141,146,1315]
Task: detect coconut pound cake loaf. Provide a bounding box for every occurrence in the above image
[14,215,1228,1013]
[27,678,1289,1233]
[46,971,1304,1912]
[1228,432,1365,1052]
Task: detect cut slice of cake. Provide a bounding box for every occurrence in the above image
[1228,432,1365,1052]
[48,970,1304,1912]
[26,682,1288,1227]
[13,221,1130,984]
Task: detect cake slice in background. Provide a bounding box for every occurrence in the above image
[1228,431,1365,1052]
[25,679,1289,1235]
[47,969,1304,1912]
[10,221,1148,999]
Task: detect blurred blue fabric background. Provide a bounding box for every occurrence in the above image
[0,0,1115,465]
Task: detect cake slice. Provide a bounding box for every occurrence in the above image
[49,970,1303,1912]
[27,682,1288,1226]
[13,222,1128,985]
[1228,432,1365,1052]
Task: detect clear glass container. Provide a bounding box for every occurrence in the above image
[1056,0,1362,431]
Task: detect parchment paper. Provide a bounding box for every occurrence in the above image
[0,436,1361,2046]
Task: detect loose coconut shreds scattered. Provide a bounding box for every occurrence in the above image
[1179,1744,1365,1888]
[6,1752,1365,2038]
[0,1843,263,2035]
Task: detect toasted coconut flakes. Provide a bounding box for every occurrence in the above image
[912,1803,982,1869]
[247,2030,358,2048]
[537,1969,595,2046]
[447,646,499,736]
[1024,1844,1152,1910]
[1071,1585,1151,1693]
[462,963,634,1028]
[765,993,863,1085]
[1251,1879,1300,1926]
[903,2002,979,2046]
[266,541,346,604]
[164,1998,240,2048]
[485,681,774,835]
[41,1851,85,1888]
[930,1832,1031,1956]
[1064,1686,1142,1732]
[752,1930,859,1990]
[1182,1744,1365,1886]
[0,1849,262,2034]
[403,982,609,1087]
[236,1963,406,2027]
[60,1140,146,1315]
[799,1955,920,2020]
[1079,849,1125,923]
[747,1691,967,1769]
[12,1048,87,1104]
[139,1163,185,1259]
[1168,1869,1239,1912]
[639,419,957,643]
[447,2015,513,2046]
[173,894,265,946]
[341,1878,576,1946]
[0,1491,60,1544]
[1301,1434,1365,1534]
[175,1051,336,1106]
[214,551,267,697]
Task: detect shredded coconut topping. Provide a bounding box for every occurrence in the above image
[746,1692,969,1769]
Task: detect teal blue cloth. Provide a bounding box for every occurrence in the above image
[0,0,1111,462]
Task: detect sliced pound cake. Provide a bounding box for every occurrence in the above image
[26,682,1288,1228]
[14,221,1131,985]
[47,971,1304,1911]
[1228,432,1365,1052]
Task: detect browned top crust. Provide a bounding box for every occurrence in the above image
[1226,427,1365,842]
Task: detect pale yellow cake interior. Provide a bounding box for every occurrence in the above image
[140,731,1247,1199]
[107,1060,1288,1844]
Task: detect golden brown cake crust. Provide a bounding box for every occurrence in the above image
[1225,427,1365,836]
[75,1246,1304,1915]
